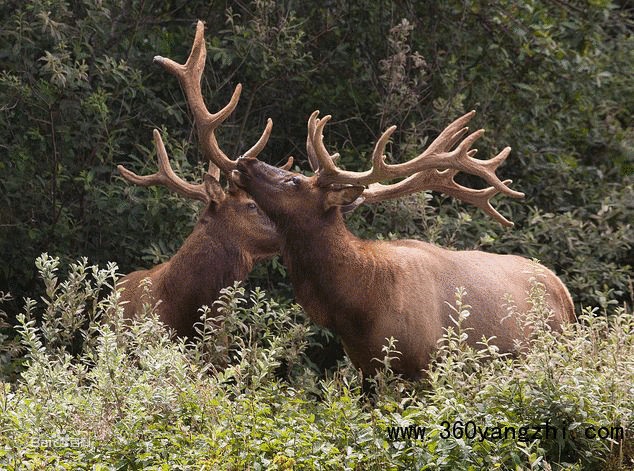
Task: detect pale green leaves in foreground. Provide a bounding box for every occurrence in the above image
[0,254,632,470]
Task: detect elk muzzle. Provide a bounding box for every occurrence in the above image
[233,156,286,193]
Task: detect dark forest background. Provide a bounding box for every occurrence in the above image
[1,0,633,317]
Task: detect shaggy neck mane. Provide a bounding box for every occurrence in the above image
[281,209,396,331]
[164,222,252,313]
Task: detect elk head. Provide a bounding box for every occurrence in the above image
[118,129,282,262]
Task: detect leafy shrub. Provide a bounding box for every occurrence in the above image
[3,0,634,316]
[1,255,632,469]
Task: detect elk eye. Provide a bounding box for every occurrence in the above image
[246,202,257,210]
[289,176,301,187]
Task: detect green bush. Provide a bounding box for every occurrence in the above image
[2,0,633,316]
[1,255,632,469]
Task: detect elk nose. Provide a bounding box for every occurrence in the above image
[237,155,259,172]
[236,155,257,165]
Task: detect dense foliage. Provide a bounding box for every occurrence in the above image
[1,0,632,314]
[1,0,633,467]
[0,256,632,469]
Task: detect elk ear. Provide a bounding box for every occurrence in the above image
[323,185,365,211]
[203,174,226,210]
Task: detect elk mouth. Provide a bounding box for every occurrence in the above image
[233,157,278,189]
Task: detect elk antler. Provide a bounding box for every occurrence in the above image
[307,111,524,226]
[153,21,281,174]
[118,129,212,203]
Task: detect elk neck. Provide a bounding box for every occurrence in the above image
[281,208,398,334]
[162,218,252,313]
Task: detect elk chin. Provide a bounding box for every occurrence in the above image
[258,212,280,236]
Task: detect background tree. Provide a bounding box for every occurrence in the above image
[1,0,632,318]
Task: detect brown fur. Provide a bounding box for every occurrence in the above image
[116,180,281,338]
[234,158,575,379]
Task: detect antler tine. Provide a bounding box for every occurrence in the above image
[240,117,294,167]
[153,20,271,174]
[426,131,524,199]
[306,111,321,171]
[359,141,525,226]
[356,111,473,185]
[424,172,518,226]
[313,113,341,173]
[118,129,210,203]
[306,111,343,172]
[243,118,272,158]
[423,110,475,156]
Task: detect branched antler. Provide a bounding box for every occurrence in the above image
[118,129,212,203]
[153,21,276,174]
[119,21,294,203]
[307,110,524,226]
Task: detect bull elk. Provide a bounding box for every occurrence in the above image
[231,111,576,379]
[116,21,291,338]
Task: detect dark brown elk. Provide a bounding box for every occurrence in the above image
[116,21,290,338]
[232,110,576,379]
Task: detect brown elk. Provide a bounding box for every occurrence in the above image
[116,21,291,338]
[231,110,576,379]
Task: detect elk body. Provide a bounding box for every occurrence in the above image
[117,22,289,338]
[232,111,575,379]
